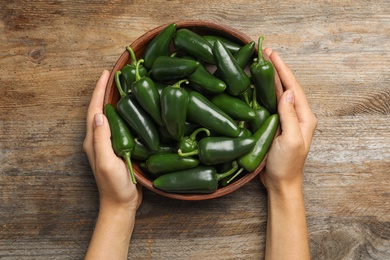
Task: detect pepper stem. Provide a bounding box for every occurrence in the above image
[172,79,189,88]
[123,151,137,184]
[254,36,265,65]
[216,161,239,181]
[242,90,250,106]
[189,127,210,141]
[226,167,245,184]
[251,87,261,109]
[135,59,144,81]
[115,71,127,98]
[126,46,137,66]
[178,148,199,157]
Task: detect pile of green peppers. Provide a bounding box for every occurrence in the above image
[105,23,279,194]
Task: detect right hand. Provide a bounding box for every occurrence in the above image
[261,49,318,193]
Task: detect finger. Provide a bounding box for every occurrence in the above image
[87,70,110,135]
[263,47,273,57]
[270,52,317,147]
[84,70,110,164]
[278,90,302,142]
[269,52,313,120]
[93,113,119,172]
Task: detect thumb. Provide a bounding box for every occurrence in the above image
[278,90,301,140]
[93,113,118,166]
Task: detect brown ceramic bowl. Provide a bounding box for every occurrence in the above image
[104,20,283,200]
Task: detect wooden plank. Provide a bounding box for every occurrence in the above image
[1,0,389,259]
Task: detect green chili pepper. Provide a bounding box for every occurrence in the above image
[203,35,242,54]
[140,153,200,178]
[179,136,256,165]
[153,161,239,194]
[234,41,255,69]
[160,79,189,141]
[214,40,251,96]
[250,36,277,114]
[177,127,210,153]
[211,93,256,121]
[187,91,240,137]
[238,114,279,172]
[186,62,226,94]
[151,56,200,82]
[173,28,215,64]
[143,23,176,70]
[131,59,163,126]
[132,138,152,161]
[115,71,160,151]
[214,41,255,79]
[120,46,148,94]
[249,87,271,133]
[132,139,176,160]
[104,104,137,184]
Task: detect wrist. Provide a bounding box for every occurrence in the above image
[263,178,304,205]
[96,203,137,239]
[99,201,137,220]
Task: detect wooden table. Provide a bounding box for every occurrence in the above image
[1,1,389,259]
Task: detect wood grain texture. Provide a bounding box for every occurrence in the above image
[1,0,389,259]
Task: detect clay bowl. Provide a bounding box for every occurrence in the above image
[104,20,283,200]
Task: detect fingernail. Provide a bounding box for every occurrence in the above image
[285,90,294,103]
[94,113,104,126]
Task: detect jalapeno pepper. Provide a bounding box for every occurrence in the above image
[211,93,256,121]
[140,153,200,178]
[238,114,279,172]
[153,161,239,194]
[143,23,176,70]
[214,40,251,96]
[173,28,215,64]
[187,91,240,137]
[203,35,242,54]
[115,71,160,151]
[120,46,148,94]
[151,56,200,82]
[160,79,189,141]
[250,36,277,114]
[104,104,137,184]
[177,127,210,153]
[187,62,226,94]
[234,41,255,69]
[179,136,256,165]
[249,87,271,133]
[214,41,255,79]
[131,59,163,126]
[132,138,152,161]
[132,139,176,160]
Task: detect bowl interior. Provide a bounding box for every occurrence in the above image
[104,20,283,200]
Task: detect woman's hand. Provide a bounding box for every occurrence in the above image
[83,70,142,259]
[261,48,317,193]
